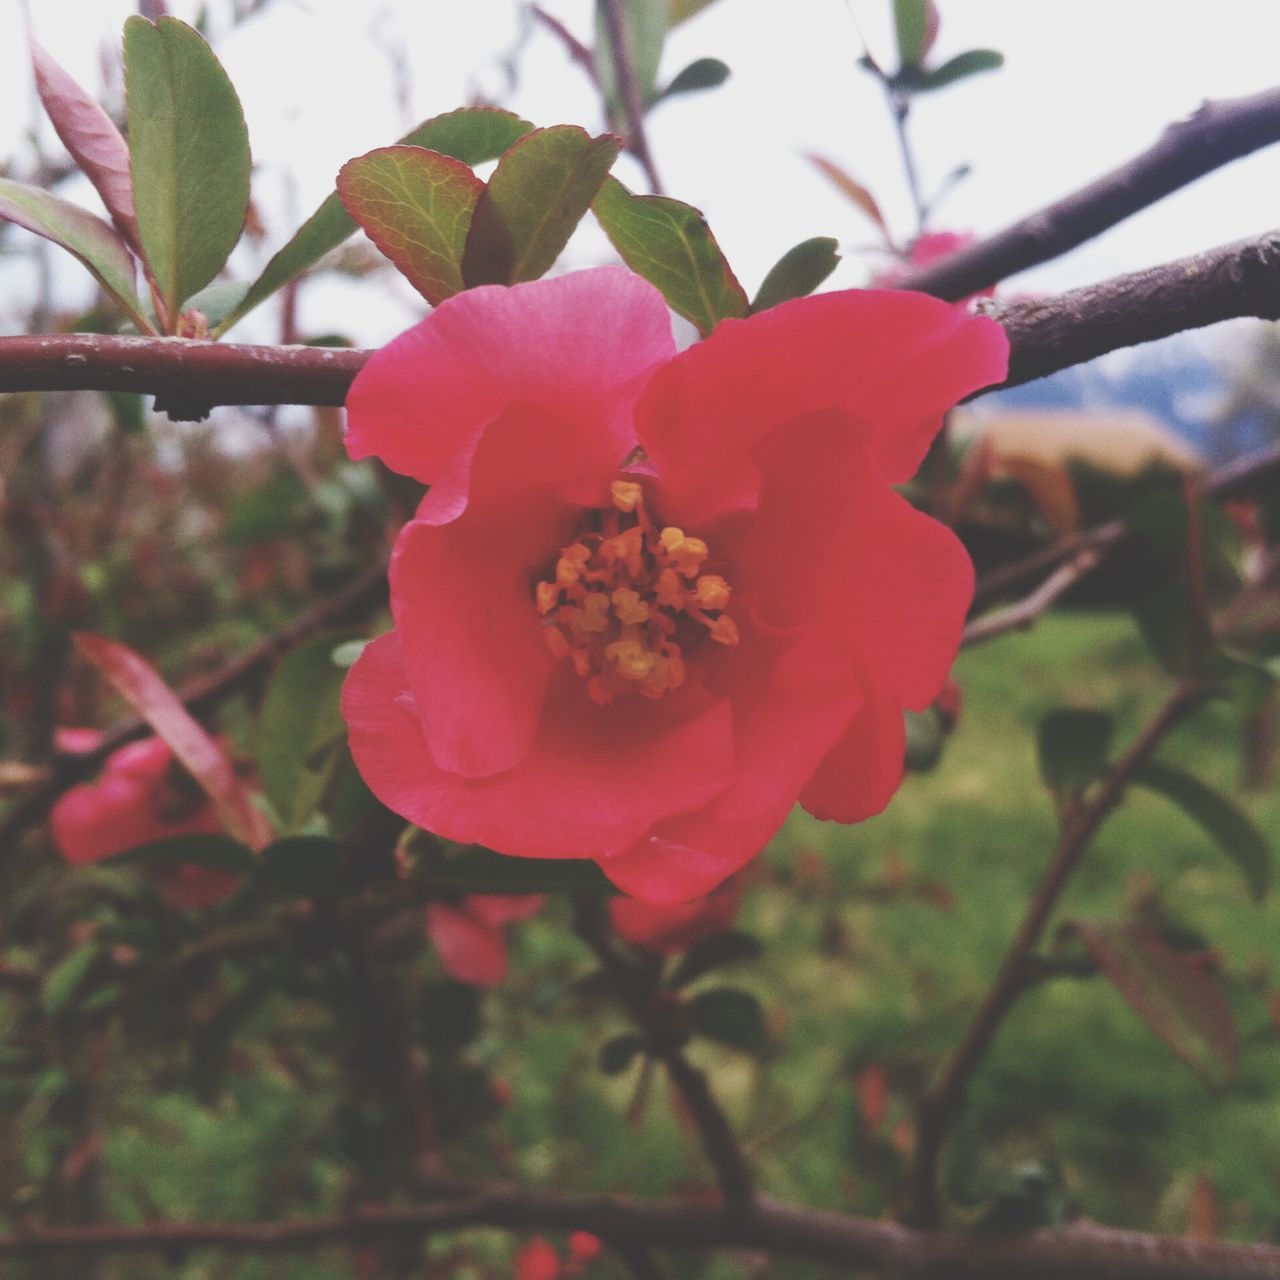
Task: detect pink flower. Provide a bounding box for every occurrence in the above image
[50,733,239,909]
[341,268,1007,903]
[514,1234,602,1279]
[609,876,742,954]
[424,893,545,986]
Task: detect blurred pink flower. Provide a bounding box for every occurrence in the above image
[424,893,545,986]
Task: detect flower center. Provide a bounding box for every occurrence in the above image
[535,480,739,706]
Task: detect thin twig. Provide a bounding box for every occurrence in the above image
[528,4,598,84]
[897,83,1280,299]
[961,549,1102,648]
[599,0,663,193]
[903,679,1208,1226]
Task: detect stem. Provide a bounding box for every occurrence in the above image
[599,0,663,193]
[903,680,1207,1225]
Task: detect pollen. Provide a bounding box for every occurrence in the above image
[535,481,738,705]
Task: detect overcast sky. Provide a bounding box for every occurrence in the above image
[3,1,1280,343]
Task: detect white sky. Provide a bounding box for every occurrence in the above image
[4,1,1280,343]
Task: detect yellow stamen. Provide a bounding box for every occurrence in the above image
[611,479,643,513]
[695,574,731,612]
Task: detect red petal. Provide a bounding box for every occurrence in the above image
[50,775,157,864]
[599,629,862,903]
[515,1239,563,1280]
[636,289,1007,525]
[799,678,906,823]
[424,903,509,986]
[739,410,973,712]
[345,267,676,521]
[342,633,735,858]
[465,894,545,927]
[609,878,740,953]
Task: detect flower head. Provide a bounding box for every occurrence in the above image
[50,732,239,909]
[342,268,1007,903]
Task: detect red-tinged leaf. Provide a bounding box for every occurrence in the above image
[669,0,721,23]
[74,633,273,852]
[461,125,621,287]
[337,146,482,305]
[592,175,747,335]
[0,179,151,331]
[1070,920,1237,1085]
[29,34,141,255]
[999,454,1080,538]
[805,154,890,240]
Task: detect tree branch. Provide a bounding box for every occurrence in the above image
[4,1191,1280,1278]
[5,233,1280,415]
[599,0,663,194]
[904,679,1208,1226]
[962,549,1102,648]
[896,84,1280,300]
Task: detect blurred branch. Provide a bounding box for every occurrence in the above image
[7,232,1280,413]
[529,4,598,83]
[5,1189,1280,1277]
[571,898,754,1214]
[903,679,1208,1226]
[962,548,1102,648]
[0,558,387,859]
[598,0,663,193]
[897,84,1280,299]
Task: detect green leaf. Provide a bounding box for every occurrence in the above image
[905,48,1004,93]
[751,236,839,313]
[0,179,149,330]
[180,278,251,330]
[656,56,730,101]
[330,639,369,670]
[1132,760,1270,900]
[123,16,251,324]
[216,107,532,334]
[893,0,930,67]
[669,930,762,988]
[416,847,614,895]
[252,835,344,902]
[1068,919,1237,1085]
[256,632,355,832]
[594,0,668,122]
[224,465,311,545]
[1036,709,1114,802]
[686,987,767,1054]
[110,833,258,878]
[42,944,104,1016]
[462,126,621,286]
[669,0,721,23]
[904,707,945,773]
[599,1032,645,1075]
[337,146,482,304]
[592,175,747,335]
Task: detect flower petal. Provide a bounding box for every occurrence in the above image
[345,267,676,521]
[425,903,509,986]
[465,893,545,928]
[599,628,863,903]
[799,678,906,823]
[636,289,1008,525]
[739,409,973,712]
[342,633,735,858]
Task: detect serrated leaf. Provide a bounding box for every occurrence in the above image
[1132,760,1270,900]
[594,0,668,122]
[216,107,532,334]
[256,632,355,832]
[111,833,257,877]
[42,944,104,1016]
[686,987,767,1054]
[337,146,482,304]
[599,1032,645,1075]
[805,153,888,237]
[593,175,747,335]
[462,126,620,286]
[123,16,250,323]
[669,931,762,988]
[1069,920,1237,1085]
[75,632,273,850]
[417,848,614,895]
[751,236,839,313]
[656,56,730,101]
[29,34,140,253]
[1036,709,1114,802]
[0,179,149,330]
[907,48,1004,93]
